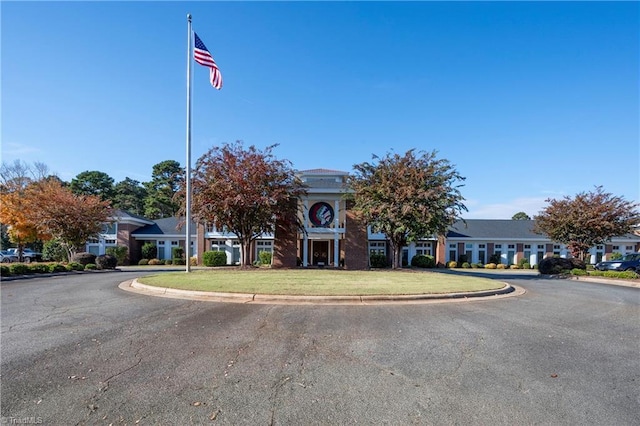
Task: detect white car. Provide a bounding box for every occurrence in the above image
[7,248,42,263]
[0,250,19,263]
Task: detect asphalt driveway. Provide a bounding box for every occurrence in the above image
[1,271,638,425]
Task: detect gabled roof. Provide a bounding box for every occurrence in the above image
[111,209,155,226]
[446,219,640,242]
[447,219,542,239]
[132,217,196,236]
[299,168,349,176]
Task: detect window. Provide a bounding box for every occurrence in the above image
[612,245,620,250]
[478,244,486,249]
[524,244,531,249]
[495,244,502,249]
[508,244,515,249]
[626,246,633,251]
[256,240,273,254]
[102,223,116,235]
[171,241,179,246]
[105,239,116,244]
[369,242,386,256]
[158,241,165,246]
[416,242,432,256]
[210,240,226,251]
[538,245,545,249]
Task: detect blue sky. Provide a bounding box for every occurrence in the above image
[2,1,638,219]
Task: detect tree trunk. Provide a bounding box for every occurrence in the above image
[240,239,252,268]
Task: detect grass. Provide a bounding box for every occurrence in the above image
[137,268,504,296]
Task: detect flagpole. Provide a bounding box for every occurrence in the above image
[185,13,193,273]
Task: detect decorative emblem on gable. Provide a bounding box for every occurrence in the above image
[309,202,334,227]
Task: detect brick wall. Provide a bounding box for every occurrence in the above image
[117,223,143,265]
[272,219,298,268]
[344,202,368,270]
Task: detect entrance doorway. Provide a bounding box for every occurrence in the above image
[312,241,329,266]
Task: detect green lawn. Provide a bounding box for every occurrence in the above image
[137,268,504,296]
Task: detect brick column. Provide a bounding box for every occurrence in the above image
[197,223,206,265]
[117,223,141,265]
[344,201,368,270]
[436,235,446,267]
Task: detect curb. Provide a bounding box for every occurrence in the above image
[566,276,640,289]
[123,279,521,305]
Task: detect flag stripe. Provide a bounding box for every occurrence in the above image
[193,32,223,90]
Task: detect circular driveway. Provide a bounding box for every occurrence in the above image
[1,271,638,425]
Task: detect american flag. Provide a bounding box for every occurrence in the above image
[194,32,223,90]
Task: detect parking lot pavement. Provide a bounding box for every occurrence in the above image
[1,272,639,425]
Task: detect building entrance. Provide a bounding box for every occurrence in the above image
[312,241,329,266]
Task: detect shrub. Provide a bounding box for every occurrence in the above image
[471,263,480,269]
[457,254,468,265]
[603,270,638,279]
[85,263,97,270]
[462,262,471,269]
[141,243,157,260]
[484,263,497,269]
[96,254,118,270]
[0,265,10,276]
[496,264,507,269]
[148,258,162,265]
[571,268,587,276]
[521,262,531,270]
[106,246,128,266]
[447,261,457,268]
[190,256,198,266]
[49,263,67,273]
[370,254,388,268]
[30,264,50,274]
[259,251,272,265]
[203,251,227,267]
[165,259,173,265]
[10,264,29,275]
[488,253,501,264]
[172,246,185,260]
[411,254,435,268]
[42,239,68,262]
[67,262,85,271]
[72,252,97,266]
[538,257,585,275]
[510,265,520,270]
[138,259,149,265]
[173,258,186,266]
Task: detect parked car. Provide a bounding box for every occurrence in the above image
[595,253,640,272]
[7,248,43,263]
[0,250,19,263]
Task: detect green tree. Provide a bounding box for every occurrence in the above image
[69,171,115,201]
[144,160,184,219]
[348,149,467,269]
[512,211,531,220]
[534,186,640,261]
[188,141,306,267]
[113,178,147,215]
